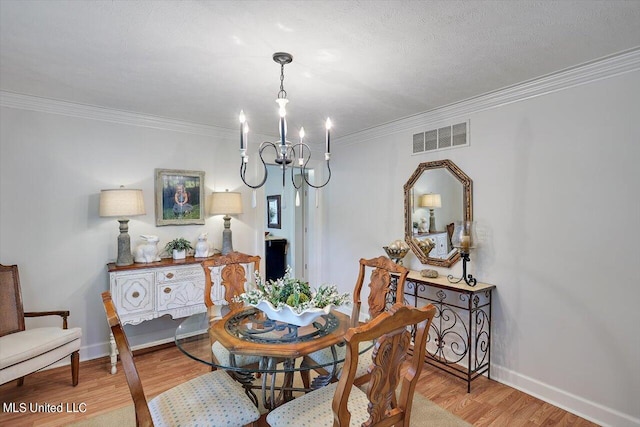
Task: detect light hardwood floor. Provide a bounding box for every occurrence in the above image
[0,345,598,427]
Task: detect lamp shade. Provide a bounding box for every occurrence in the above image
[419,193,441,208]
[210,191,243,215]
[99,188,145,217]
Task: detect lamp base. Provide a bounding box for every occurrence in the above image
[221,215,234,255]
[428,208,436,233]
[116,219,134,266]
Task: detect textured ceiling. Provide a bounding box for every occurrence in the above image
[1,0,640,143]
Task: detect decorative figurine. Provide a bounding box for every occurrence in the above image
[418,217,429,233]
[134,235,161,263]
[194,233,210,258]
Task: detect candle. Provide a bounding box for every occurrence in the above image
[278,100,287,146]
[298,128,305,166]
[325,118,332,154]
[239,110,246,150]
[243,123,249,150]
[460,235,470,252]
[280,117,286,146]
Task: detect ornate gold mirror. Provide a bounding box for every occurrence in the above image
[404,159,472,267]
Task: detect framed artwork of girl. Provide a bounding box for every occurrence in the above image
[155,169,205,226]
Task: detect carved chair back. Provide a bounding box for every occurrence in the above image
[102,291,154,426]
[351,256,408,328]
[0,264,25,337]
[446,222,455,247]
[334,303,436,427]
[201,252,261,309]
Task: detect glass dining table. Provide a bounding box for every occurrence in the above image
[175,305,372,410]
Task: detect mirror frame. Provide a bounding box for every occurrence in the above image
[403,159,473,268]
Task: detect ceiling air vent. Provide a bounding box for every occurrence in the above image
[413,121,469,154]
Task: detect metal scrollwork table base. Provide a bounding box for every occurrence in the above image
[394,270,495,392]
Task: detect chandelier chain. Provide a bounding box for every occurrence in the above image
[278,63,287,99]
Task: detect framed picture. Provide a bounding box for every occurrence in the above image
[267,195,281,229]
[155,169,205,226]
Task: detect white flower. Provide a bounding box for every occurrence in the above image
[235,267,350,313]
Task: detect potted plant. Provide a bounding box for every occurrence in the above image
[237,267,350,326]
[165,238,193,260]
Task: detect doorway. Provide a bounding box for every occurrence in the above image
[263,164,309,280]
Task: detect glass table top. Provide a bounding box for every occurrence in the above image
[175,306,373,374]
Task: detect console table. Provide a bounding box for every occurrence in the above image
[107,256,216,373]
[402,270,495,392]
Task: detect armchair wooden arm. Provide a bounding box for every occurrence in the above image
[24,311,70,329]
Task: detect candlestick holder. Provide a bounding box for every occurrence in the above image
[447,220,478,286]
[447,251,477,287]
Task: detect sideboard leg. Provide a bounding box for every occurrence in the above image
[109,332,118,374]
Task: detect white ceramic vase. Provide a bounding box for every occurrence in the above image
[172,249,186,260]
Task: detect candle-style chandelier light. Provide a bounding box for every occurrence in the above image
[239,52,332,191]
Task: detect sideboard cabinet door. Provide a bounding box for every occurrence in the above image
[111,272,154,324]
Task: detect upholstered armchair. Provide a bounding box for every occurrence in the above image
[0,264,82,386]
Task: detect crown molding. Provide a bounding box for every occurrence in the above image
[336,47,640,146]
[3,48,639,144]
[0,91,237,139]
[0,90,328,153]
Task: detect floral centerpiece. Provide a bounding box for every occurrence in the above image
[236,267,350,327]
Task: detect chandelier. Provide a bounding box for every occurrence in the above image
[239,52,331,192]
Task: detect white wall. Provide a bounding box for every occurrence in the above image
[2,56,638,427]
[0,104,272,355]
[323,68,640,426]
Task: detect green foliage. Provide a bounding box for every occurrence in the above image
[163,205,200,220]
[237,267,350,313]
[281,279,311,303]
[165,237,193,252]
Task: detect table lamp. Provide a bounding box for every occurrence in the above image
[448,220,478,286]
[100,186,146,266]
[419,193,441,233]
[210,190,243,255]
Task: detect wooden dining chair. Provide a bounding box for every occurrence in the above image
[101,291,260,427]
[202,252,262,369]
[202,251,261,310]
[267,302,436,427]
[301,256,408,388]
[0,264,81,386]
[446,222,455,248]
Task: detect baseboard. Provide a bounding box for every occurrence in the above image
[492,364,640,427]
[44,338,179,372]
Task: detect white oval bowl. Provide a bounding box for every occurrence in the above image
[250,300,334,327]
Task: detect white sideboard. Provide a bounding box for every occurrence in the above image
[414,231,449,259]
[107,256,215,374]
